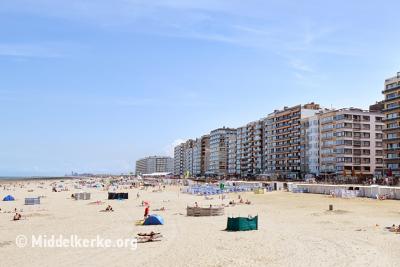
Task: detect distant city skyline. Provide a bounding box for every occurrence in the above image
[1,1,400,176]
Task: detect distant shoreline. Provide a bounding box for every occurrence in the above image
[0,176,78,182]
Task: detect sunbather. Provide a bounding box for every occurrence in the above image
[137,231,162,243]
[105,205,114,212]
[137,231,160,237]
[13,213,22,221]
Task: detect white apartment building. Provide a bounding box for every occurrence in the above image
[319,108,384,176]
[208,127,237,177]
[135,156,174,175]
[301,114,321,176]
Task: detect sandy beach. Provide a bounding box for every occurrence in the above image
[1,180,400,267]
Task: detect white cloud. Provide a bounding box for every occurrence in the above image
[0,42,82,58]
[289,59,314,73]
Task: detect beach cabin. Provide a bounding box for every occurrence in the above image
[73,192,91,200]
[25,197,40,205]
[108,192,128,200]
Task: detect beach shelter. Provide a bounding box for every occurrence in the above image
[3,195,15,201]
[226,216,258,231]
[25,197,40,205]
[144,215,164,225]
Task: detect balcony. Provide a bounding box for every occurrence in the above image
[383,105,400,112]
[383,136,400,141]
[383,125,400,131]
[383,116,400,122]
[382,83,400,94]
[385,94,400,102]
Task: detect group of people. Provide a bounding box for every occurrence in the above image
[389,224,400,233]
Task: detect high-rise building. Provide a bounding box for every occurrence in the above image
[264,103,321,179]
[235,120,264,178]
[135,156,174,175]
[193,135,210,177]
[300,114,322,176]
[208,127,237,177]
[183,139,195,176]
[135,158,147,176]
[227,133,237,176]
[382,72,400,177]
[174,144,185,177]
[319,108,384,177]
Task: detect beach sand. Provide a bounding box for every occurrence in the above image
[1,181,400,267]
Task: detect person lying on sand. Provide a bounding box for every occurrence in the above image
[137,231,162,243]
[137,231,160,237]
[153,207,166,211]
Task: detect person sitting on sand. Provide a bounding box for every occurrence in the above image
[245,200,251,205]
[239,198,244,204]
[13,213,22,221]
[195,202,199,208]
[105,205,114,212]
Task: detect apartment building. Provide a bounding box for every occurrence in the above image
[193,135,210,177]
[135,156,174,175]
[227,133,237,176]
[208,127,237,177]
[264,103,321,179]
[300,114,321,176]
[174,144,185,177]
[319,108,384,177]
[135,158,147,176]
[183,139,195,176]
[382,72,400,177]
[235,120,264,177]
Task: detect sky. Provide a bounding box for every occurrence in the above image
[1,0,400,176]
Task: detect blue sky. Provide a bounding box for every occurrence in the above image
[1,0,399,176]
